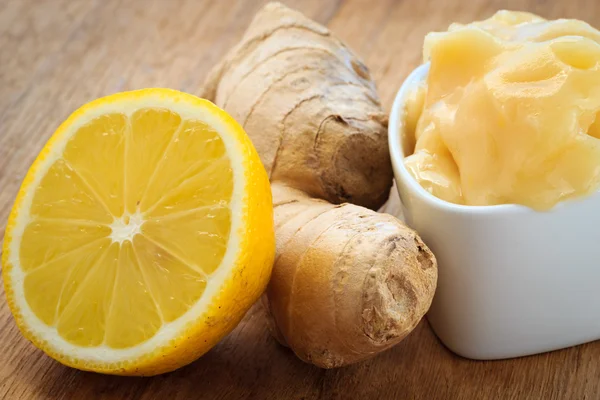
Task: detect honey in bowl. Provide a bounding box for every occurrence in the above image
[404,10,600,210]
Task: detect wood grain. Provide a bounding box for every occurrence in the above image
[2,0,600,398]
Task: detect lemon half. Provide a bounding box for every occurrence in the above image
[2,89,275,375]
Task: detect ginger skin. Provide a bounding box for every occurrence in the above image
[202,2,437,368]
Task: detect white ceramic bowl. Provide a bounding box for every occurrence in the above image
[389,63,600,360]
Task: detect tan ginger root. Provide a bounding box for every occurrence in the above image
[201,2,437,368]
[201,2,391,209]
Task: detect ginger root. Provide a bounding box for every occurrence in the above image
[201,2,437,368]
[201,2,391,209]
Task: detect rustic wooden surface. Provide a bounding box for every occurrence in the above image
[2,0,600,399]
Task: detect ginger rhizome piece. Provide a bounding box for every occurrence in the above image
[202,2,437,368]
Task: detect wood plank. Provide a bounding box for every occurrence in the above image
[1,0,600,398]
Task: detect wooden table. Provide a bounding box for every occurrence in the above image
[2,0,600,398]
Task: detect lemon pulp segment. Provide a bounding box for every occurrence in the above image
[21,107,233,348]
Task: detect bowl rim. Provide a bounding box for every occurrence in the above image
[387,62,579,215]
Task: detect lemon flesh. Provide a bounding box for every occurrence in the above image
[3,90,274,375]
